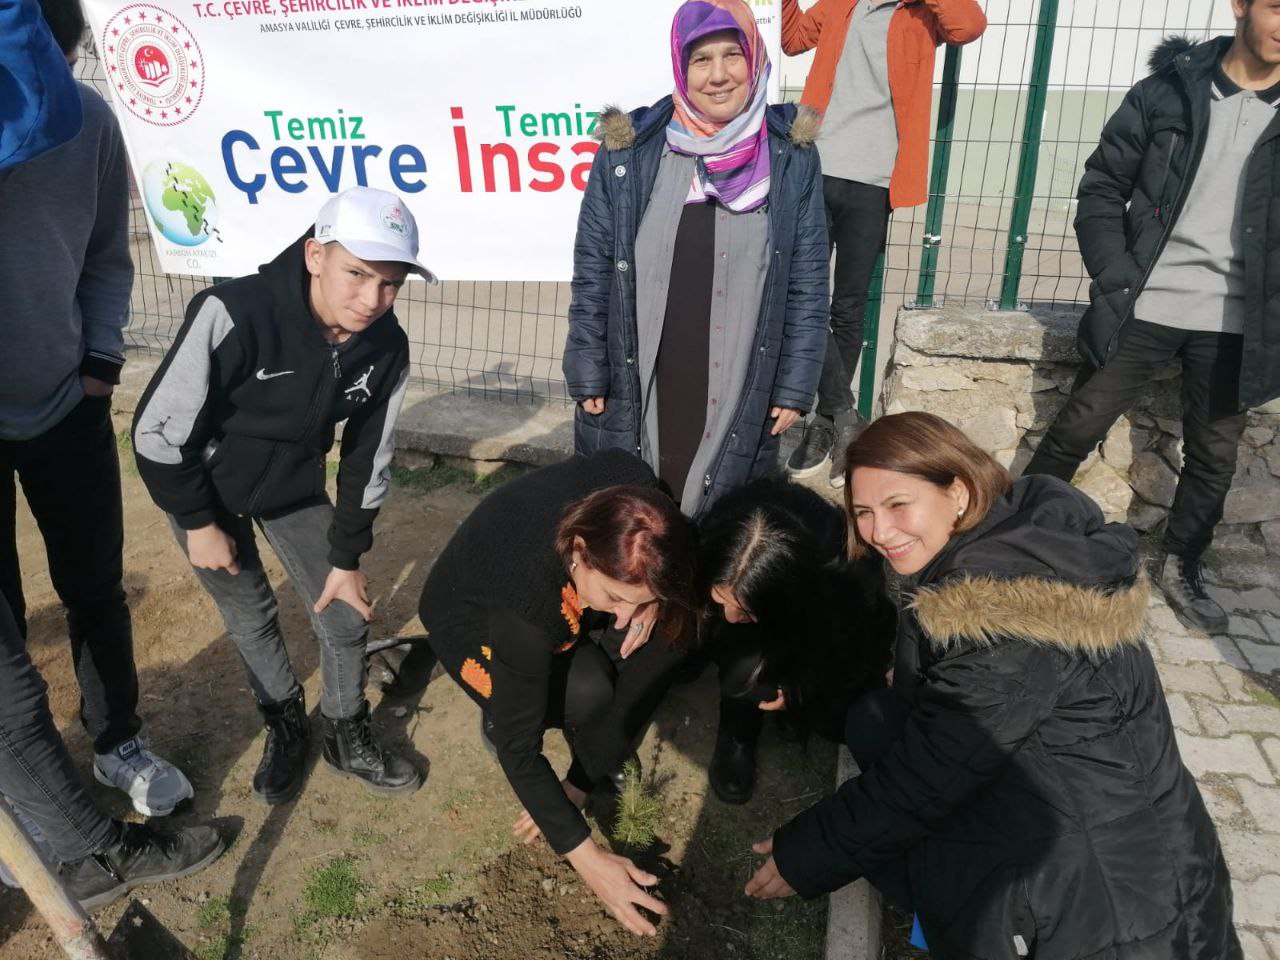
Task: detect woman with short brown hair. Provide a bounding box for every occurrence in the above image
[748,412,1239,960]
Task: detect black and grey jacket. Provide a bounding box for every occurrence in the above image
[1076,34,1280,408]
[132,232,410,570]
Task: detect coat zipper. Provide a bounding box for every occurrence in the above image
[1153,132,1178,222]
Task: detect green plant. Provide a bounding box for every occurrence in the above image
[389,461,521,495]
[196,896,232,928]
[294,856,367,935]
[611,759,663,851]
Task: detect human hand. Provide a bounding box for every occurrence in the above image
[80,376,114,398]
[769,407,802,436]
[744,838,796,899]
[619,602,657,659]
[566,838,668,936]
[581,397,606,415]
[186,524,239,574]
[314,567,373,620]
[513,779,589,843]
[758,689,786,712]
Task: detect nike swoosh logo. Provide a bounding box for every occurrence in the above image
[256,369,294,380]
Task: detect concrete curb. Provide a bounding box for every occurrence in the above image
[825,747,883,960]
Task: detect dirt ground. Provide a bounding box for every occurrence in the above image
[0,449,833,960]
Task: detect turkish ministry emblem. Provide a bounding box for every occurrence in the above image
[102,4,204,127]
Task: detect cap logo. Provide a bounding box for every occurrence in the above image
[381,204,408,237]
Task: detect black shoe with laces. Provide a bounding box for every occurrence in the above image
[828,410,870,489]
[252,693,310,805]
[59,821,225,912]
[1159,553,1229,635]
[322,701,422,795]
[785,416,836,478]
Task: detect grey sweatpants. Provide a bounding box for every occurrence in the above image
[169,501,367,719]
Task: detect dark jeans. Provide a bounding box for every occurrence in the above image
[0,592,118,862]
[169,501,369,720]
[0,395,140,755]
[816,177,892,418]
[1025,319,1247,559]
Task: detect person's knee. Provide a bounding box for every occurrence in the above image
[565,646,614,726]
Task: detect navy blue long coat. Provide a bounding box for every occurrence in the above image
[562,97,829,515]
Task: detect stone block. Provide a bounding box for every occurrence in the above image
[1165,692,1200,734]
[1244,425,1275,447]
[1234,874,1280,928]
[1125,498,1167,532]
[1215,664,1259,703]
[1176,732,1274,783]
[1237,591,1280,618]
[1196,699,1280,737]
[1130,451,1179,508]
[1160,662,1229,699]
[1265,738,1280,777]
[1266,931,1280,960]
[1239,639,1280,675]
[1224,480,1280,525]
[1153,636,1250,672]
[1154,416,1183,437]
[1265,443,1280,477]
[1219,830,1280,881]
[1262,520,1280,557]
[958,406,1019,453]
[1075,461,1133,522]
[1263,614,1280,643]
[894,308,1079,363]
[1198,777,1248,826]
[1100,420,1151,473]
[1236,928,1270,960]
[1234,778,1280,834]
[1228,615,1270,640]
[900,366,978,392]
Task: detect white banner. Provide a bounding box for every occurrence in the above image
[83,0,782,281]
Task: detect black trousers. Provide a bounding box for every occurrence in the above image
[1025,319,1247,559]
[816,176,892,418]
[0,395,140,755]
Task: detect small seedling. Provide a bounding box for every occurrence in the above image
[611,760,662,852]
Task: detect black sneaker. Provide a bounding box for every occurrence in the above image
[1159,554,1229,635]
[322,701,422,796]
[828,410,870,489]
[59,822,225,912]
[785,416,836,478]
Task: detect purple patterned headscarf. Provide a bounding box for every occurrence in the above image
[666,0,772,212]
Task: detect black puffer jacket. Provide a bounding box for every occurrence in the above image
[772,476,1239,960]
[1075,34,1280,409]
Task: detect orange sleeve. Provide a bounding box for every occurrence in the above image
[922,0,987,45]
[781,0,828,56]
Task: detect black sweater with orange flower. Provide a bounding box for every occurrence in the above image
[418,450,689,855]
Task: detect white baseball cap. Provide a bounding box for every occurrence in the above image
[314,187,437,283]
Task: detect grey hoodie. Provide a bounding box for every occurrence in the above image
[0,81,133,441]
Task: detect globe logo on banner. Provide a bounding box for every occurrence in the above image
[101,4,203,126]
[142,160,222,247]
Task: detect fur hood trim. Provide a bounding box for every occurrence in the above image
[911,573,1150,658]
[594,103,819,150]
[1148,34,1196,74]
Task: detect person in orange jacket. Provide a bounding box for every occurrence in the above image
[781,0,986,487]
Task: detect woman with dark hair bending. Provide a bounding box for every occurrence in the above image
[696,478,895,804]
[417,449,696,937]
[746,412,1239,960]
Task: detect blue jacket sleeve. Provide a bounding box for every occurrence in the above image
[563,145,615,401]
[770,147,829,413]
[0,0,83,171]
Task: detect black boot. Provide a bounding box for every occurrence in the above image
[710,698,761,805]
[59,821,225,912]
[322,701,422,795]
[252,693,310,806]
[1159,553,1229,634]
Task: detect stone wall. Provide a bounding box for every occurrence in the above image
[880,306,1280,559]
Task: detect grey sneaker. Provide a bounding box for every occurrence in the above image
[828,410,870,489]
[94,736,194,817]
[785,416,836,478]
[1159,554,1228,635]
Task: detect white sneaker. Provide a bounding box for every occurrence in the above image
[93,737,194,817]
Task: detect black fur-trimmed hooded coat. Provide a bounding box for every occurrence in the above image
[561,100,828,515]
[772,475,1240,960]
[1075,33,1280,409]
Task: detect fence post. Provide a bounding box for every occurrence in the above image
[912,44,963,310]
[998,0,1058,310]
[857,252,886,420]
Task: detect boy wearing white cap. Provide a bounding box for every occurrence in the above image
[133,187,435,803]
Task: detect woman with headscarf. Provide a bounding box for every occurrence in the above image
[563,0,828,518]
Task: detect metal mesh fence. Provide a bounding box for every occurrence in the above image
[79,1,1237,404]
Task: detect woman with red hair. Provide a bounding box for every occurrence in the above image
[417,449,696,936]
